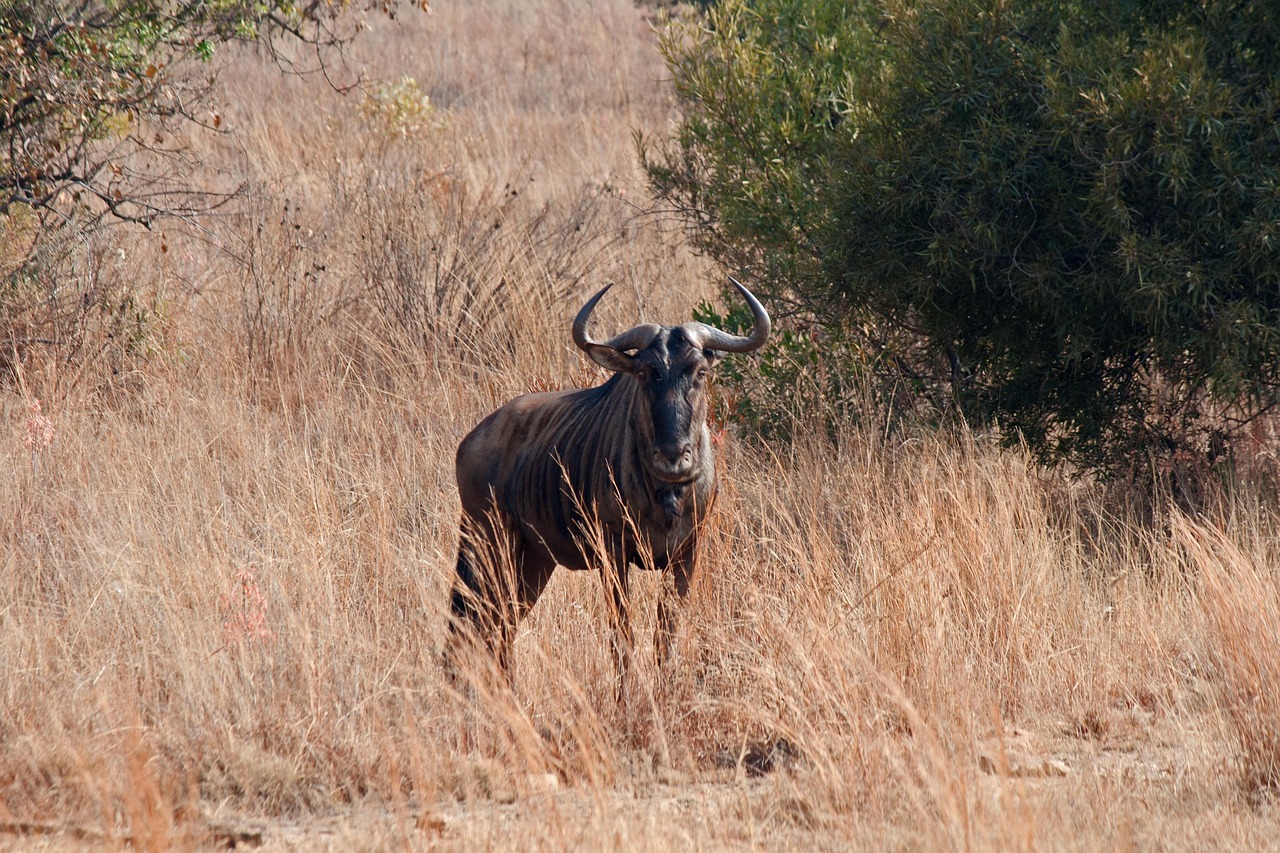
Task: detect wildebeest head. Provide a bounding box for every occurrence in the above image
[572,278,770,483]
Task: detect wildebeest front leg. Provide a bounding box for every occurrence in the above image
[600,549,633,702]
[447,517,554,681]
[655,543,696,670]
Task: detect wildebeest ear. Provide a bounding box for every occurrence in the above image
[584,344,640,375]
[703,348,722,365]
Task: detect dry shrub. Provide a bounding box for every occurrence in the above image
[350,171,626,370]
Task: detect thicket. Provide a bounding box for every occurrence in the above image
[646,0,1280,482]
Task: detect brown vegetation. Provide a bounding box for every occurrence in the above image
[2,1,1279,848]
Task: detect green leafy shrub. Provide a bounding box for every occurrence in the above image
[647,0,1280,483]
[697,299,937,443]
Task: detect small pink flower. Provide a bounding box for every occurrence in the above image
[221,564,272,645]
[23,398,55,451]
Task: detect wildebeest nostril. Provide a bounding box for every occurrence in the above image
[656,441,692,467]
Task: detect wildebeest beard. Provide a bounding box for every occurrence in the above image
[658,483,687,519]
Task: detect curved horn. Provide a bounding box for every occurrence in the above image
[692,276,771,353]
[572,284,661,353]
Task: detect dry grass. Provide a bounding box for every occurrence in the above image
[3,0,1280,849]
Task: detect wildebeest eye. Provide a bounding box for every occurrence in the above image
[696,368,711,381]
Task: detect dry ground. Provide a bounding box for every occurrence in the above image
[4,1,1280,849]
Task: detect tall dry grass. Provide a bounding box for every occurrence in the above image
[3,0,1280,848]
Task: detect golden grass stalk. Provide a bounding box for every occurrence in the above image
[1178,514,1280,798]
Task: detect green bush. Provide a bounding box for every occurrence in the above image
[646,0,1280,482]
[696,299,840,442]
[696,299,939,443]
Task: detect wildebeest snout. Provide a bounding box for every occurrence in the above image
[653,440,694,480]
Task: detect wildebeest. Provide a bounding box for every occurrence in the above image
[445,278,770,689]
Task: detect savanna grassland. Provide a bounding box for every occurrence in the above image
[3,1,1280,849]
